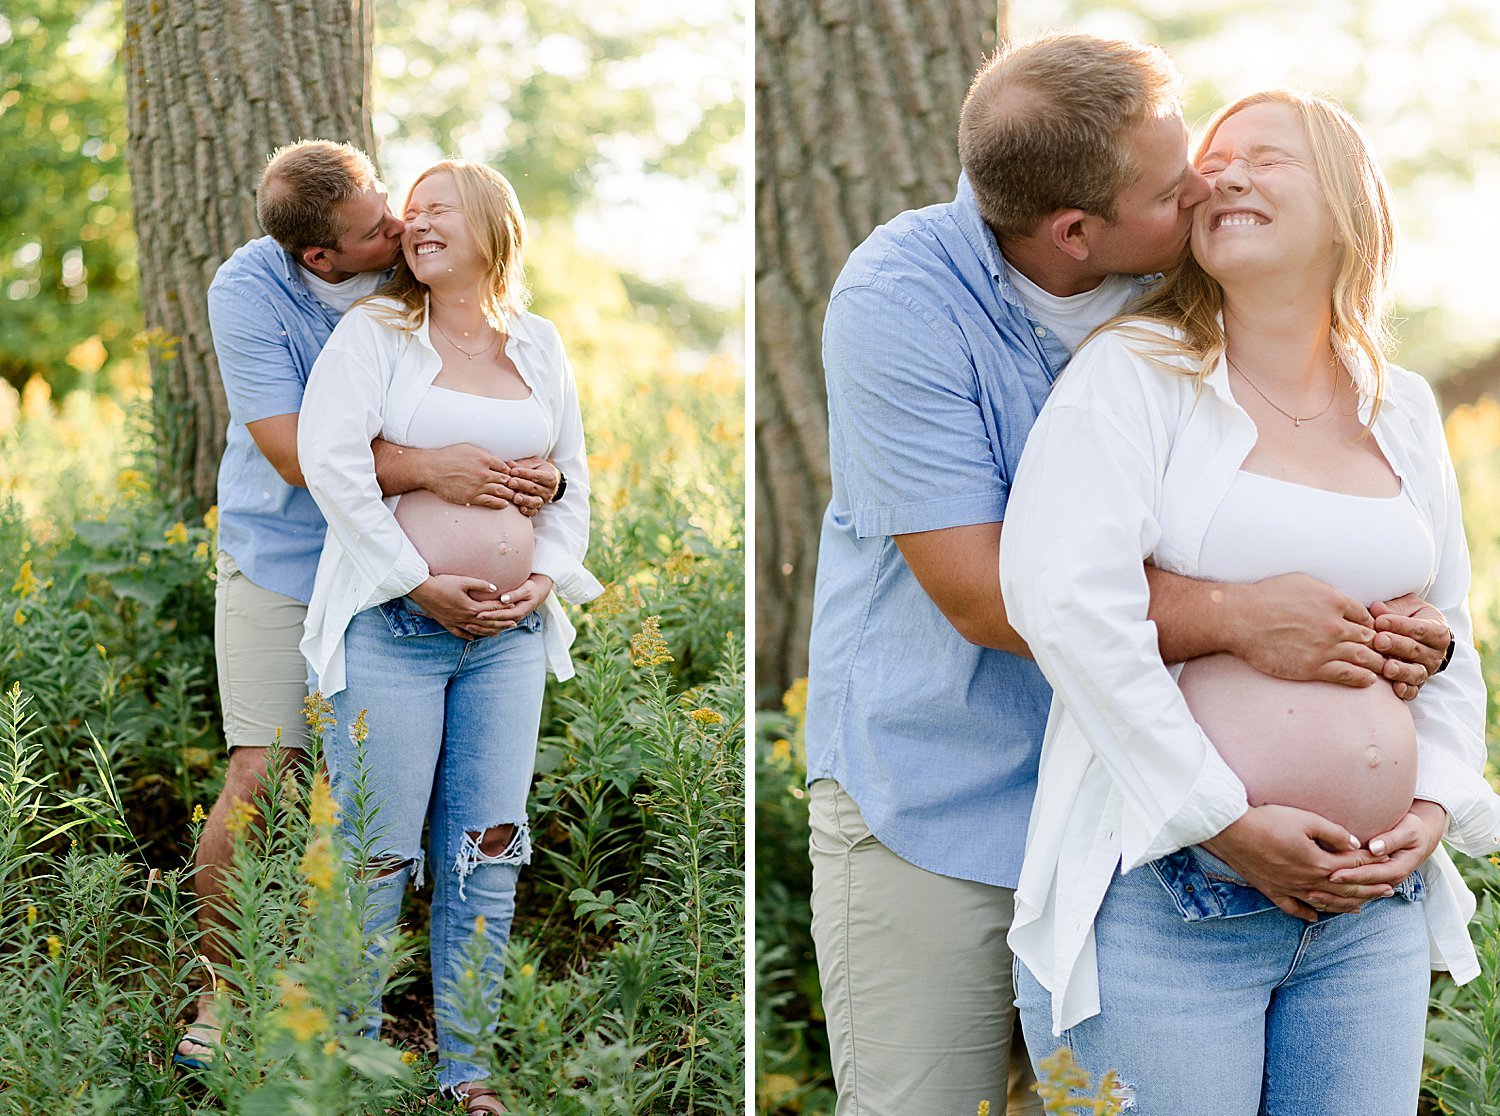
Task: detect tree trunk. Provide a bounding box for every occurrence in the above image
[122,0,377,512]
[754,0,1003,702]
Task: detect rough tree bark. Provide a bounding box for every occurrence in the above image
[754,0,1004,702]
[123,0,376,511]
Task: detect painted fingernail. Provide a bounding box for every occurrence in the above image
[501,594,511,604]
[1370,839,1386,855]
[1348,835,1360,848]
[488,583,498,591]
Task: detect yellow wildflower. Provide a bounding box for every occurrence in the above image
[685,707,724,726]
[11,560,41,599]
[771,738,793,765]
[589,582,627,618]
[25,905,36,925]
[323,1039,339,1056]
[274,976,329,1042]
[308,773,338,828]
[474,915,487,935]
[194,541,211,561]
[203,505,219,533]
[115,468,149,498]
[163,521,188,545]
[224,799,258,839]
[351,708,369,744]
[782,677,809,725]
[46,936,61,959]
[191,804,206,825]
[300,833,336,893]
[629,615,673,667]
[303,692,337,736]
[12,608,25,627]
[519,963,534,978]
[977,1103,991,1116]
[537,1018,548,1034]
[401,1050,418,1065]
[663,549,696,581]
[94,643,107,658]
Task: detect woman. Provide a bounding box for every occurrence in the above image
[297,159,601,1114]
[999,91,1500,1113]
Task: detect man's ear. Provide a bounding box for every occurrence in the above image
[301,246,335,274]
[1047,208,1094,263]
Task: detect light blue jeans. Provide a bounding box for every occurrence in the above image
[327,598,547,1091]
[1015,846,1430,1115]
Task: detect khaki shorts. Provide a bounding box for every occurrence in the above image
[808,779,1041,1116]
[214,550,310,751]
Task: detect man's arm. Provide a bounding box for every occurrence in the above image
[370,441,557,512]
[245,414,305,488]
[242,411,558,514]
[898,523,1433,688]
[895,521,1028,656]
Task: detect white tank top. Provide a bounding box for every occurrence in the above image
[1196,470,1433,604]
[405,384,550,460]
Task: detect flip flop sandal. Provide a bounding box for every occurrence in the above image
[171,1029,219,1071]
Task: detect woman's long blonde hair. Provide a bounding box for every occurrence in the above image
[1118,90,1396,420]
[373,159,530,331]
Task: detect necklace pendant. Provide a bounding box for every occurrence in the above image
[1294,418,1301,428]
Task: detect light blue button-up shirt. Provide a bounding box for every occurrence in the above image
[207,236,363,604]
[806,176,1088,889]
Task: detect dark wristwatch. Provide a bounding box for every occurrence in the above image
[1434,630,1456,674]
[550,468,568,503]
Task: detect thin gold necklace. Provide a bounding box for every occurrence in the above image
[1225,353,1339,428]
[430,317,494,361]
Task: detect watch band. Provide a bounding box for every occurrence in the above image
[551,469,568,503]
[1434,631,1456,674]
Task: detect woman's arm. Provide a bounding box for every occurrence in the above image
[528,326,603,606]
[999,331,1250,868]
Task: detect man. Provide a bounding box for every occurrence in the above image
[803,34,1450,1115]
[177,140,560,1065]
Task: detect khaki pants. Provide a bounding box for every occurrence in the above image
[808,779,1041,1116]
[214,550,310,751]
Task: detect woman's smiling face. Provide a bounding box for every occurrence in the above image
[1190,102,1342,288]
[402,171,485,286]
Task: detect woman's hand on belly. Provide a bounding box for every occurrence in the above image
[1313,799,1447,903]
[1201,804,1378,921]
[407,574,511,640]
[485,574,552,630]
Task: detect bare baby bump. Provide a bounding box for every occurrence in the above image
[1177,654,1416,844]
[394,490,534,599]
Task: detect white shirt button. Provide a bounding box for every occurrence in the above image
[1034,326,1048,338]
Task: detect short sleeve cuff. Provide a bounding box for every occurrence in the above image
[852,488,1007,540]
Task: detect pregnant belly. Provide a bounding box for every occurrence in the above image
[393,490,534,598]
[1177,654,1416,843]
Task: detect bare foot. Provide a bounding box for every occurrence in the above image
[455,1082,508,1114]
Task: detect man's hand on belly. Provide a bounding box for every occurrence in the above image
[404,443,545,512]
[1201,803,1385,921]
[1222,573,1387,687]
[1369,594,1451,701]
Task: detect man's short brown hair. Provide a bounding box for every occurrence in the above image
[958,34,1183,238]
[255,139,379,253]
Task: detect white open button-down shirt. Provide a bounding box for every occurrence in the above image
[999,319,1500,1036]
[298,297,603,697]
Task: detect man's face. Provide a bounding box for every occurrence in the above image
[307,185,404,280]
[1087,111,1210,276]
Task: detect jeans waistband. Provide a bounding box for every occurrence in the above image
[1149,845,1425,922]
[377,596,543,639]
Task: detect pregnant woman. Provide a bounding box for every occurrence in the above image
[298,159,601,1114]
[1000,91,1500,1113]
